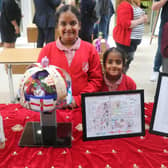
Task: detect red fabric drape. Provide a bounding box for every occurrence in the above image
[0,103,168,168]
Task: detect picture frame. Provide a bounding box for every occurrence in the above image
[149,73,168,137]
[82,90,145,141]
[0,115,5,144]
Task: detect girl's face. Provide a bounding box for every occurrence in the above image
[58,11,80,46]
[105,52,124,80]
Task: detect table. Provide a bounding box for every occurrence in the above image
[27,24,38,43]
[0,103,168,168]
[27,24,59,43]
[0,48,41,103]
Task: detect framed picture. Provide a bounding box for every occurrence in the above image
[150,73,168,136]
[0,115,5,143]
[82,90,145,141]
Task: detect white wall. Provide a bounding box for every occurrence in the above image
[20,0,34,36]
[108,0,116,36]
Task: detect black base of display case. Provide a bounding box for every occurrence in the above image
[19,122,72,148]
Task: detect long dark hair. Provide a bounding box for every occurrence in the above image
[103,47,126,68]
[55,5,81,28]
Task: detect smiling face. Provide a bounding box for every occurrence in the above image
[58,10,80,47]
[104,52,124,82]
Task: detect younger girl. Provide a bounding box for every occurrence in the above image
[37,5,103,108]
[102,47,136,91]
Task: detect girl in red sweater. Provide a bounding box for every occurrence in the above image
[102,47,136,91]
[37,5,103,108]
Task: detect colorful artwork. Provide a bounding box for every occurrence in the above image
[85,94,142,138]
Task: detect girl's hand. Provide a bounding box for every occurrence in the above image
[71,98,77,108]
[66,97,77,109]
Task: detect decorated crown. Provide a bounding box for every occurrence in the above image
[19,57,72,112]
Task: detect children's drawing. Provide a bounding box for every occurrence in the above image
[85,94,142,138]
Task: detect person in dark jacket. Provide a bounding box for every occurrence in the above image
[79,0,98,43]
[93,0,114,40]
[0,0,21,48]
[0,0,1,10]
[33,0,61,48]
[98,0,114,40]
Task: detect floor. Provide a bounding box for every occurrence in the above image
[0,30,158,104]
[127,34,158,103]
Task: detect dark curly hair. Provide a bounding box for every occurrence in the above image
[103,47,127,68]
[55,5,81,28]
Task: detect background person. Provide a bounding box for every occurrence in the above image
[33,0,61,48]
[79,0,98,42]
[37,5,103,108]
[93,0,114,40]
[113,0,148,72]
[150,0,168,80]
[0,0,21,48]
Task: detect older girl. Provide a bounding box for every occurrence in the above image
[37,5,103,108]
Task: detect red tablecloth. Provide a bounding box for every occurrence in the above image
[0,103,168,168]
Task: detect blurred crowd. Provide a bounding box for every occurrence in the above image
[0,0,168,79]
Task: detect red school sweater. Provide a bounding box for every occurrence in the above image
[37,40,103,106]
[101,74,136,91]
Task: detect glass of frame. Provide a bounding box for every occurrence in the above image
[81,90,145,141]
[150,73,168,136]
